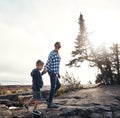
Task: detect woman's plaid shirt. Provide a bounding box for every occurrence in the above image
[45,50,61,74]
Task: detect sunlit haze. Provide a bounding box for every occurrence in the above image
[0,0,120,85]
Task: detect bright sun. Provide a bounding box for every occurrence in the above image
[89,33,112,49]
[88,23,120,49]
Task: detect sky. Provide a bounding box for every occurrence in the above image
[0,0,120,85]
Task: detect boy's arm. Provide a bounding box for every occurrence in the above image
[58,73,61,78]
[41,68,47,75]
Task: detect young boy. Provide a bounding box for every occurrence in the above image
[23,60,44,115]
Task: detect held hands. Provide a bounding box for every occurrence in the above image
[40,84,43,88]
[41,69,47,75]
[58,73,61,79]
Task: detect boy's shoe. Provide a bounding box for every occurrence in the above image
[32,110,41,116]
[23,104,29,111]
[47,103,59,108]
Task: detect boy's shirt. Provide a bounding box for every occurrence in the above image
[31,68,43,89]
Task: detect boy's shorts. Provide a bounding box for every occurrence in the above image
[32,91,42,100]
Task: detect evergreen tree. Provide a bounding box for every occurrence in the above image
[66,13,90,67]
[66,13,120,85]
[95,44,113,84]
[95,43,120,85]
[110,44,120,84]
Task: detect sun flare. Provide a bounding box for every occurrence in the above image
[89,32,118,50]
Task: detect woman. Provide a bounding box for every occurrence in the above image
[42,42,61,108]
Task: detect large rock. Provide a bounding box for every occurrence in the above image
[2,85,120,118]
[0,105,13,118]
[0,99,12,107]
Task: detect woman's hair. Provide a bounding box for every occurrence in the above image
[54,41,61,48]
[36,60,44,66]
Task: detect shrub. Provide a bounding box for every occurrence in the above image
[55,84,66,96]
[62,71,82,91]
[0,87,8,95]
[56,71,82,96]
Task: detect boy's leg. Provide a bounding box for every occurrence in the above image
[32,100,41,115]
[32,91,42,115]
[25,97,33,106]
[23,97,33,111]
[32,91,41,109]
[33,100,39,110]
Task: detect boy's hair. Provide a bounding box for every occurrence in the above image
[36,60,44,66]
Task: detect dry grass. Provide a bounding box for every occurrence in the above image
[0,85,31,95]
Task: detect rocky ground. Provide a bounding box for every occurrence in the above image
[0,85,120,118]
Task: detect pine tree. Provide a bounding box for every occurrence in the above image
[110,44,120,84]
[66,13,90,67]
[66,13,120,85]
